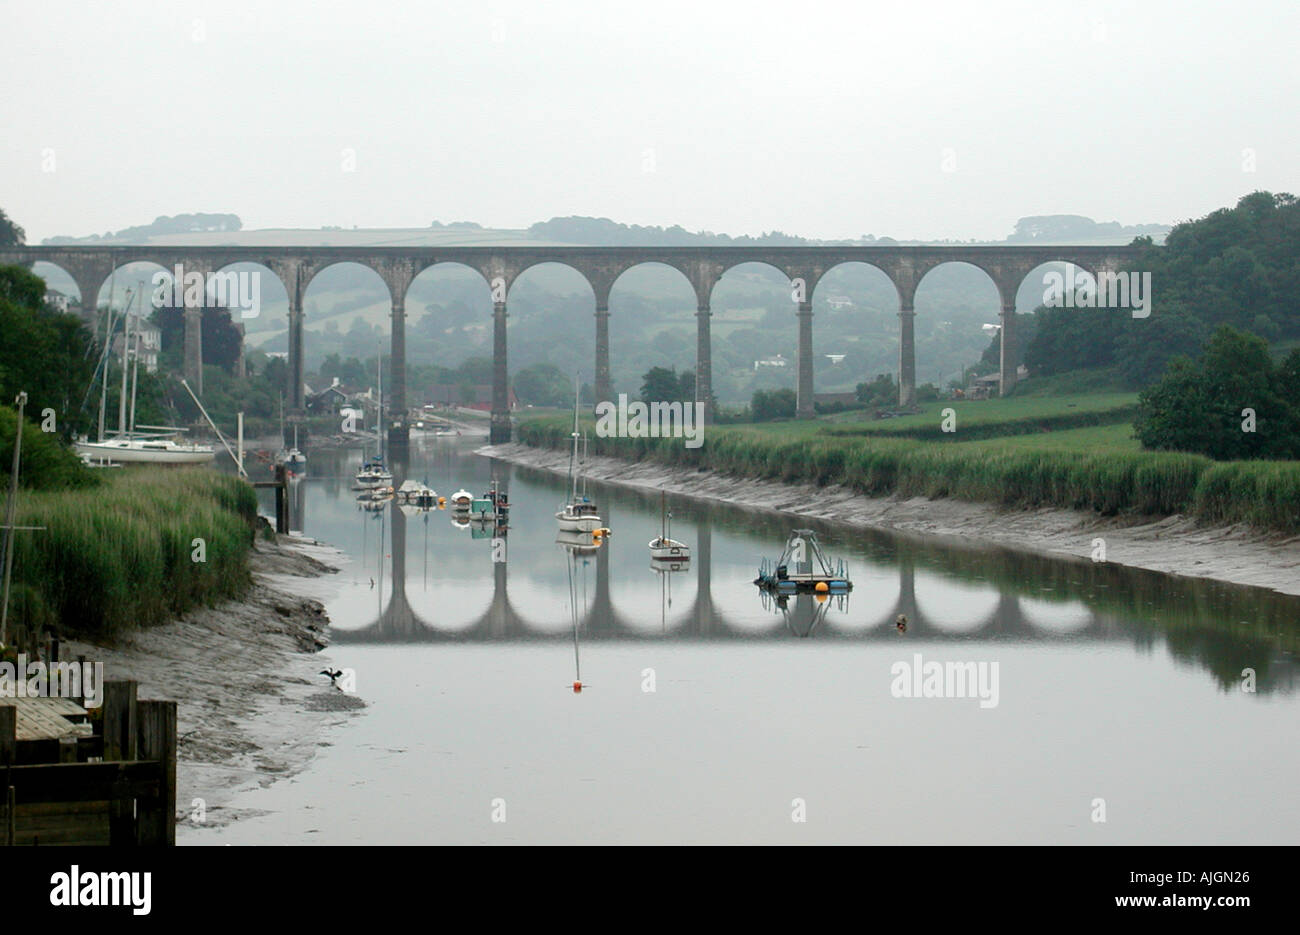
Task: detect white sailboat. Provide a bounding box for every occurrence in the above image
[556,379,601,532]
[353,350,390,486]
[649,489,690,560]
[275,400,306,472]
[75,290,214,465]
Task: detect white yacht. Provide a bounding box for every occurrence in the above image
[75,436,215,465]
[555,381,602,533]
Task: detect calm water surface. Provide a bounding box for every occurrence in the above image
[190,437,1300,844]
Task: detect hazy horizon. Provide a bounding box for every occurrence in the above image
[4,0,1297,243]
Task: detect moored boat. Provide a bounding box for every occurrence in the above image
[75,436,215,465]
[355,457,392,487]
[649,489,690,561]
[754,529,852,594]
[555,379,602,532]
[449,488,473,510]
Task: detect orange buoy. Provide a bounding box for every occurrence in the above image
[815,581,829,593]
[572,681,583,693]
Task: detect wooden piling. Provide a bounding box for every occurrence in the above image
[275,464,289,533]
[75,654,87,704]
[0,705,14,768]
[1,706,14,847]
[103,680,138,844]
[135,700,177,845]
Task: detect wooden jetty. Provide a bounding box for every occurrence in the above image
[0,671,177,846]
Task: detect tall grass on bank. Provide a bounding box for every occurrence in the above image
[519,417,1300,533]
[822,404,1140,441]
[6,469,259,640]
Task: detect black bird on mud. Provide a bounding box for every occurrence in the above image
[320,668,344,686]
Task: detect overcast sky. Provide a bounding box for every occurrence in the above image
[3,0,1297,242]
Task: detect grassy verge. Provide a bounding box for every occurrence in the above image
[821,392,1139,440]
[518,411,1300,534]
[6,469,259,641]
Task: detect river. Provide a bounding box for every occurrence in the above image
[187,435,1300,844]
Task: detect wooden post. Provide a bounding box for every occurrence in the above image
[275,464,289,533]
[1,706,15,847]
[0,705,14,768]
[103,680,138,761]
[3,785,12,847]
[103,680,138,844]
[136,700,176,845]
[75,654,87,703]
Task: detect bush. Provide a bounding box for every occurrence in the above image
[1136,326,1300,459]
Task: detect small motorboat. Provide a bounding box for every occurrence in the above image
[469,479,509,520]
[396,478,436,504]
[449,488,474,510]
[355,457,392,488]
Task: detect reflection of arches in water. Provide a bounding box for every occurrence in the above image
[826,564,901,633]
[913,571,1001,633]
[512,574,587,634]
[566,540,597,689]
[611,563,698,634]
[762,590,850,639]
[1019,596,1093,634]
[712,562,786,633]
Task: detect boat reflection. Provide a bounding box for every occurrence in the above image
[559,528,601,692]
[651,559,689,633]
[270,441,1300,696]
[759,588,851,638]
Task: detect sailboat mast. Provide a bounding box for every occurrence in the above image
[128,330,140,439]
[97,267,118,443]
[568,376,579,501]
[97,304,111,443]
[581,432,589,498]
[117,288,134,437]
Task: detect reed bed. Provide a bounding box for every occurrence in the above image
[6,469,259,639]
[519,416,1300,533]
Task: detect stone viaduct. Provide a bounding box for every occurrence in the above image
[0,244,1143,444]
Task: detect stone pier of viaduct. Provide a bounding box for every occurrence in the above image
[0,244,1142,444]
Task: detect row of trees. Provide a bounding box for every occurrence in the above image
[0,266,96,435]
[1021,191,1300,388]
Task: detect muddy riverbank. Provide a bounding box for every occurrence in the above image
[62,532,363,834]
